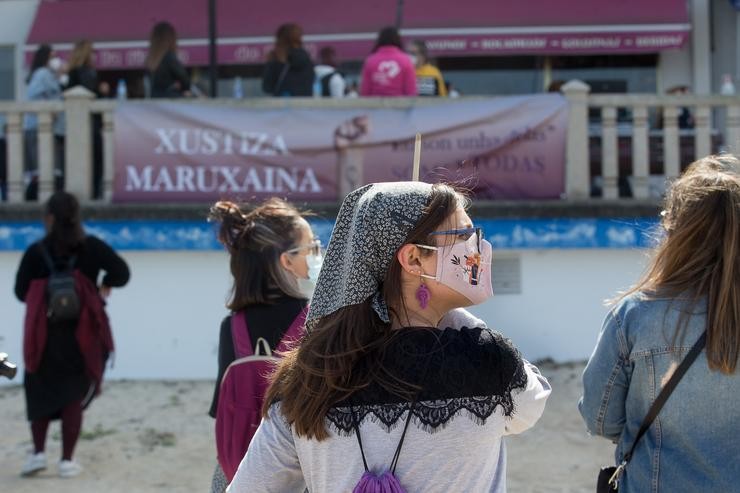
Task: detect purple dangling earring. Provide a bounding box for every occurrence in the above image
[416,278,431,309]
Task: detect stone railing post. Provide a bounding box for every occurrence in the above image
[63,86,95,200]
[102,109,115,202]
[562,80,591,199]
[600,107,619,199]
[37,111,55,202]
[5,112,23,202]
[725,105,740,154]
[631,106,650,199]
[662,106,680,181]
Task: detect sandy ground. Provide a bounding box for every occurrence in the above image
[0,362,614,493]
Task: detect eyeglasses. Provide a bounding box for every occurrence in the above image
[428,227,483,252]
[285,239,322,256]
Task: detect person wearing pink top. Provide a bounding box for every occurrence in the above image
[360,27,417,97]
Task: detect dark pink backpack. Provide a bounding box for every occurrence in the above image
[215,309,306,481]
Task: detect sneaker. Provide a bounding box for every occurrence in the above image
[58,460,83,478]
[20,452,47,477]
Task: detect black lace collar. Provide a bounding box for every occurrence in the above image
[326,327,527,434]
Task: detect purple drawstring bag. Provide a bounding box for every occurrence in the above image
[353,470,406,493]
[351,403,414,493]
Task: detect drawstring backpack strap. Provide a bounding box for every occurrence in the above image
[389,402,415,474]
[351,406,370,472]
[351,399,417,475]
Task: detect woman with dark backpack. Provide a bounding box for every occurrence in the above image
[580,155,740,492]
[207,199,322,493]
[227,182,551,492]
[14,191,129,478]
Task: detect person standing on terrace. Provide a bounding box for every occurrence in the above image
[262,23,314,97]
[145,21,191,98]
[359,27,417,97]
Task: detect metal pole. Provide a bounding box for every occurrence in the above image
[395,0,404,29]
[208,0,217,97]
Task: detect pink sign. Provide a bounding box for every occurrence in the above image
[113,96,567,203]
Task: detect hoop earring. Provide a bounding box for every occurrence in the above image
[415,273,431,309]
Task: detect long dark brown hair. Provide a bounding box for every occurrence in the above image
[622,155,739,373]
[209,198,306,308]
[268,23,303,63]
[44,191,85,256]
[373,26,403,52]
[145,21,178,72]
[264,184,461,440]
[27,44,52,83]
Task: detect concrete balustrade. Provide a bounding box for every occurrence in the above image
[1,83,739,204]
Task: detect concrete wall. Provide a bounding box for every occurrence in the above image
[0,0,39,100]
[0,247,648,382]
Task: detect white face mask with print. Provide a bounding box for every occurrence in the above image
[415,230,493,305]
[296,253,323,299]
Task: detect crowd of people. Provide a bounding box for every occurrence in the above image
[11,154,740,492]
[16,22,456,201]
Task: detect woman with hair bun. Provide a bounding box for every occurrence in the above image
[15,191,129,478]
[207,198,323,492]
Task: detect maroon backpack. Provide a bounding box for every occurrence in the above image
[215,309,306,481]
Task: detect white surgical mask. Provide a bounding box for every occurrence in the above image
[408,54,418,66]
[48,57,63,72]
[296,253,323,299]
[415,231,493,305]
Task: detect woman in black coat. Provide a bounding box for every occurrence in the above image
[145,22,191,98]
[262,23,314,97]
[15,192,129,478]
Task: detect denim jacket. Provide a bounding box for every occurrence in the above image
[579,293,739,493]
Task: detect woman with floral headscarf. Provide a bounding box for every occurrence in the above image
[228,182,551,492]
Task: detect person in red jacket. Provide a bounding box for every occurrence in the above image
[14,191,129,478]
[360,26,417,97]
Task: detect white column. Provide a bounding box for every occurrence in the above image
[662,106,681,181]
[37,111,55,202]
[5,112,23,202]
[561,80,591,199]
[631,106,650,199]
[691,0,712,94]
[601,107,619,199]
[102,109,115,202]
[63,86,95,200]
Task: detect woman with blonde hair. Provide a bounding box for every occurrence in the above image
[262,23,313,97]
[145,21,190,98]
[580,155,740,492]
[67,40,108,96]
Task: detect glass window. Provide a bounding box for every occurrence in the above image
[550,54,658,93]
[0,46,14,100]
[439,56,544,96]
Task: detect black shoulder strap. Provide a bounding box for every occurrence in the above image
[623,331,707,463]
[38,243,76,273]
[38,243,56,273]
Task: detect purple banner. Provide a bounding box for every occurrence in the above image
[113,96,567,203]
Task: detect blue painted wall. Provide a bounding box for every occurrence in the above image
[0,218,661,251]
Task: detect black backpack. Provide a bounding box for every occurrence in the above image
[39,244,80,322]
[320,70,343,97]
